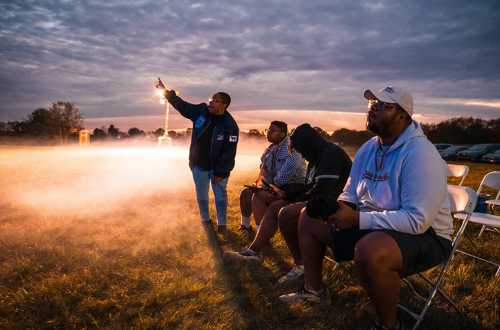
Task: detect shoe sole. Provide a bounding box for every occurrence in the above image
[222,253,260,263]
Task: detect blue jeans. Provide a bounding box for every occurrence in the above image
[191,166,228,225]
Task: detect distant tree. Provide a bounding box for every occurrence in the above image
[108,124,120,139]
[48,101,83,141]
[330,128,374,146]
[92,128,107,140]
[128,127,145,137]
[153,128,165,137]
[422,117,499,144]
[247,128,264,139]
[21,102,82,141]
[7,121,26,135]
[24,108,56,137]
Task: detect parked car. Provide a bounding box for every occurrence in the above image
[439,145,469,160]
[434,143,452,151]
[481,148,500,163]
[456,144,500,161]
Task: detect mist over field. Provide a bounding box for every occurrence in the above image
[0,144,264,328]
[0,144,260,216]
[0,144,498,329]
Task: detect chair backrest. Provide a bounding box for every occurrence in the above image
[447,184,477,215]
[447,184,477,246]
[477,171,500,198]
[447,164,469,186]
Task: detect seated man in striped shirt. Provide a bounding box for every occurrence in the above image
[225,124,351,267]
[239,121,306,232]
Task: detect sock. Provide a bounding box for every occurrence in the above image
[241,215,250,227]
[304,283,323,295]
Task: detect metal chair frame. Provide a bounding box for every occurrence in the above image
[398,184,478,330]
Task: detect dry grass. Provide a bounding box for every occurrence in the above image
[0,146,498,329]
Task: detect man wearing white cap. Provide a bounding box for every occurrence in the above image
[279,86,453,330]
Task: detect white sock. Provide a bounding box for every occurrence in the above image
[241,215,250,227]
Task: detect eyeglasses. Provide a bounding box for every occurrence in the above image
[368,100,397,112]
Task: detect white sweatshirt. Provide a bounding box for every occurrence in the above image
[338,122,453,240]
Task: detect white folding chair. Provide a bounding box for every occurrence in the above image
[447,164,469,186]
[455,171,500,275]
[398,184,477,330]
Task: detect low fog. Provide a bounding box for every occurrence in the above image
[1,143,261,217]
[0,143,265,328]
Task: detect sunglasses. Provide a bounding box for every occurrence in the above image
[368,100,398,112]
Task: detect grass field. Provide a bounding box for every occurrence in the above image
[0,145,498,329]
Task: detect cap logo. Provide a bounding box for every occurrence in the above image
[384,86,394,94]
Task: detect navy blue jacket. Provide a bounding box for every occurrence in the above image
[167,94,239,178]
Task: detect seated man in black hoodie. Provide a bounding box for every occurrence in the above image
[223,124,351,272]
[276,123,352,284]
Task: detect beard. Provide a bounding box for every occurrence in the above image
[366,113,393,137]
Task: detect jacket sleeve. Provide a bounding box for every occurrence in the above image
[166,93,206,121]
[305,149,352,220]
[213,121,239,178]
[358,141,448,234]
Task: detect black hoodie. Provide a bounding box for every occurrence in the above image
[290,124,352,220]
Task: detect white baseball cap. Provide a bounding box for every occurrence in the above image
[364,86,414,116]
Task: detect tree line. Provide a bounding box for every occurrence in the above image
[1,103,498,146]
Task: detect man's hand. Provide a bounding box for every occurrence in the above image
[164,89,177,101]
[269,184,285,199]
[156,78,166,90]
[327,201,359,230]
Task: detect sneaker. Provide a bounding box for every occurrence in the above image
[369,318,405,330]
[279,286,331,305]
[223,248,261,263]
[278,265,304,284]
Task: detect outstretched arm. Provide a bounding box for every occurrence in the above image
[165,90,206,121]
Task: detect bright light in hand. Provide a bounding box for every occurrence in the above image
[155,89,164,97]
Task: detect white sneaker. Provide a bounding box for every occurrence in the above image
[279,286,331,305]
[278,265,304,284]
[223,249,261,263]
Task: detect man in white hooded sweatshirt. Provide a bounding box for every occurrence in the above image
[279,86,453,330]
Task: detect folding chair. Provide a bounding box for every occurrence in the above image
[398,184,477,330]
[446,164,469,186]
[455,171,500,275]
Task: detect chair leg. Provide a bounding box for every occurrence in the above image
[478,225,486,237]
[417,274,461,314]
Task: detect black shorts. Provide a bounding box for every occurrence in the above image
[329,227,452,277]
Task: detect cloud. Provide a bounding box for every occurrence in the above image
[1,0,499,122]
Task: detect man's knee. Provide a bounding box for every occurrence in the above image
[240,187,253,201]
[268,200,285,214]
[278,205,297,229]
[252,190,267,203]
[354,233,400,273]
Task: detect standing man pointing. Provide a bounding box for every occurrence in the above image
[162,84,239,233]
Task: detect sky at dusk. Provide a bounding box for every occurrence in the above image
[1,0,499,131]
